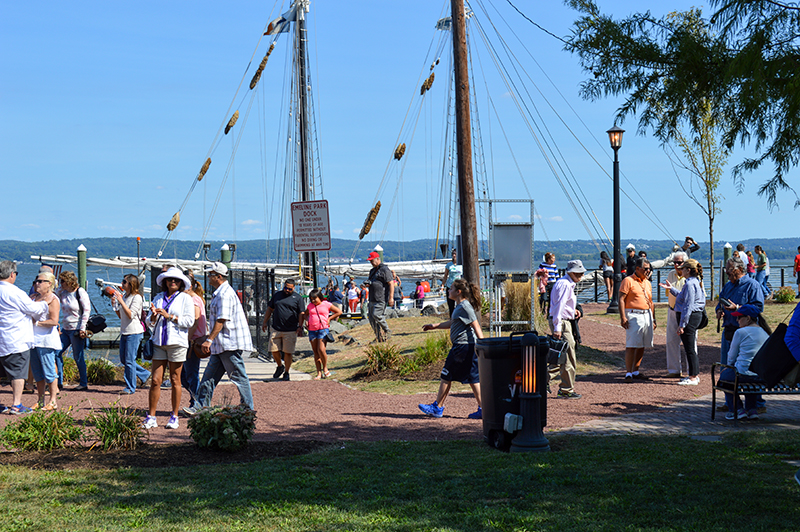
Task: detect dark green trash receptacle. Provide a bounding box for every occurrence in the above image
[477,332,549,451]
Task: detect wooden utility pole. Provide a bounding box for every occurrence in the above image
[451,0,480,288]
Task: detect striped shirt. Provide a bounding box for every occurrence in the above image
[208,281,253,355]
[539,262,559,285]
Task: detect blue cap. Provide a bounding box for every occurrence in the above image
[731,304,760,318]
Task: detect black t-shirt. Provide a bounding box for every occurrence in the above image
[368,263,393,304]
[268,290,305,331]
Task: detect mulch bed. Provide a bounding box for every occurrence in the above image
[0,303,725,470]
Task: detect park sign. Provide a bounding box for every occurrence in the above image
[291,200,331,252]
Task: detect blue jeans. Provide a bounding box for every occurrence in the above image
[196,350,253,409]
[59,330,88,387]
[720,367,763,412]
[119,334,150,393]
[181,350,201,408]
[755,270,767,295]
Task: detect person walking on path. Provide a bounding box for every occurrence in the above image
[143,268,195,430]
[301,288,342,380]
[190,262,254,413]
[754,245,771,298]
[261,279,305,381]
[56,270,90,391]
[418,279,483,419]
[0,261,49,414]
[619,257,656,382]
[181,272,207,409]
[366,251,395,342]
[29,270,61,411]
[112,274,151,395]
[663,251,688,378]
[548,260,585,399]
[794,246,800,298]
[660,259,706,386]
[442,249,462,317]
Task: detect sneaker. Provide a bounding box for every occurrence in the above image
[716,404,730,412]
[273,365,285,379]
[181,406,197,417]
[7,404,33,415]
[677,377,699,386]
[757,406,767,414]
[557,390,582,399]
[165,414,179,429]
[142,415,158,429]
[72,385,89,392]
[418,401,444,418]
[747,409,759,420]
[161,379,172,389]
[467,407,482,419]
[282,372,290,381]
[725,410,748,421]
[119,389,135,395]
[632,373,650,381]
[624,375,633,383]
[665,372,683,378]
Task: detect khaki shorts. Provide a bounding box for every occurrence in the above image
[152,344,188,363]
[625,310,654,348]
[268,330,298,354]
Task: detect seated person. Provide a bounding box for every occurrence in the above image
[719,304,771,420]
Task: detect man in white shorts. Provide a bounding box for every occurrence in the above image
[619,257,656,382]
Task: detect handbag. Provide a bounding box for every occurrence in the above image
[313,305,335,343]
[698,309,709,330]
[76,286,107,335]
[192,335,211,359]
[749,306,797,387]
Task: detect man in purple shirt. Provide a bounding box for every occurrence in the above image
[548,260,586,399]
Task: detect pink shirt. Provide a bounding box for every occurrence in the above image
[306,301,332,331]
[191,294,207,340]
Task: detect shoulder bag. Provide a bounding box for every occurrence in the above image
[76,287,107,335]
[749,306,798,387]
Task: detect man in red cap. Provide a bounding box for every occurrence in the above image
[366,251,395,342]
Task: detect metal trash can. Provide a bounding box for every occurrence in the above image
[477,331,549,451]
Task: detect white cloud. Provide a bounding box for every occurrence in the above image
[331,229,343,235]
[549,216,563,222]
[508,214,523,221]
[21,223,41,229]
[352,227,361,234]
[241,219,261,226]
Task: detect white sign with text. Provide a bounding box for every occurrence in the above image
[291,200,331,252]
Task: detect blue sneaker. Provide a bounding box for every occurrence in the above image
[467,407,482,420]
[8,404,33,415]
[418,401,444,418]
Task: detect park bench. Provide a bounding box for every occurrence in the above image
[711,363,800,425]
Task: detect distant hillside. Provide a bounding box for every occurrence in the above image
[3,236,798,264]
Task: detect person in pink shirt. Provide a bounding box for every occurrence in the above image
[301,288,342,380]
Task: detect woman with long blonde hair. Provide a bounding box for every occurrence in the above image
[30,271,61,410]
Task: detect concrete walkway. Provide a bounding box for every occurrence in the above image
[555,393,800,436]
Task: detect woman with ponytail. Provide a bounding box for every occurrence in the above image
[660,259,706,386]
[418,279,483,419]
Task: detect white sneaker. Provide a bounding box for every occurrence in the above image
[142,415,158,429]
[677,377,699,386]
[165,414,179,429]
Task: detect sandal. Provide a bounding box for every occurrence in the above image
[314,375,322,380]
[44,403,58,411]
[323,370,332,378]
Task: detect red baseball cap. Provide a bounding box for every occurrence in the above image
[367,251,380,261]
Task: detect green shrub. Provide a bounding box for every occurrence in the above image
[87,357,117,385]
[364,342,402,375]
[62,357,78,384]
[89,402,146,450]
[0,409,84,451]
[399,333,450,376]
[774,286,796,304]
[188,405,256,452]
[139,360,152,370]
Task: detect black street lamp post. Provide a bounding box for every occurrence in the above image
[606,126,624,314]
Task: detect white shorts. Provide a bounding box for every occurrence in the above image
[625,309,654,348]
[152,344,188,363]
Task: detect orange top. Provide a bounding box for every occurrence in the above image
[420,280,430,293]
[619,275,652,310]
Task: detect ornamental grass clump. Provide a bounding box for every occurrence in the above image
[188,405,256,452]
[364,342,402,375]
[398,333,449,376]
[0,409,84,451]
[62,357,79,384]
[89,402,147,450]
[87,357,117,385]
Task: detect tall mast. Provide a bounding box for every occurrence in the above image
[295,0,318,287]
[451,0,480,288]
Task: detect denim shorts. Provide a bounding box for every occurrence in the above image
[307,328,329,341]
[31,347,58,383]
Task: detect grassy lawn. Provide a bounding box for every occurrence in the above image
[2,431,799,531]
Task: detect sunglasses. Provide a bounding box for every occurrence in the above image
[673,261,684,265]
[166,279,181,284]
[34,279,50,284]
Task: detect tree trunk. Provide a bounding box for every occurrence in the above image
[708,219,715,300]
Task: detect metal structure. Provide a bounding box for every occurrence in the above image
[479,199,535,336]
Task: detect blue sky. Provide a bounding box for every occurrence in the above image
[2,0,797,250]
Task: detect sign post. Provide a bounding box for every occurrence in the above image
[291,200,331,288]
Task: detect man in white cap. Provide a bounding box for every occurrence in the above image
[548,259,585,399]
[186,262,253,414]
[625,244,637,277]
[366,251,395,342]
